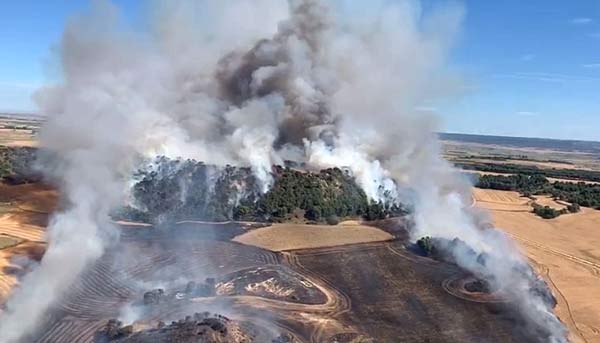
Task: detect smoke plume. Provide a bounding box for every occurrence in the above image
[0,0,566,342]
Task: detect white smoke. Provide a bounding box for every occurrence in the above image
[0,0,566,342]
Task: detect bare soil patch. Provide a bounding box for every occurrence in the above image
[232,223,393,252]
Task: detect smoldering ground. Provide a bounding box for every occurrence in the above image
[0,0,567,342]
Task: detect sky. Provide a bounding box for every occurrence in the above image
[0,0,599,141]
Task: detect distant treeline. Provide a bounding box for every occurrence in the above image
[476,174,598,218]
[440,132,600,154]
[119,157,405,224]
[459,162,600,183]
[456,154,574,165]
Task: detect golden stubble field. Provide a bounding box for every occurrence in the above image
[233,221,393,252]
[0,183,56,305]
[474,188,600,343]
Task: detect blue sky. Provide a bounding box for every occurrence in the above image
[444,0,600,141]
[1,1,599,141]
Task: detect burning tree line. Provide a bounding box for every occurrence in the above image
[116,157,405,224]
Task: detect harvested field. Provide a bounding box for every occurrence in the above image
[0,128,37,147]
[471,188,531,212]
[0,183,56,304]
[533,195,567,210]
[0,214,45,242]
[232,223,393,252]
[474,188,600,343]
[0,241,45,304]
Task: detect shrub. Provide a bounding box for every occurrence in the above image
[326,215,339,225]
[567,203,581,213]
[416,236,435,256]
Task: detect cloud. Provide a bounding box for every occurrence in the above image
[520,54,535,62]
[571,17,593,25]
[516,111,540,117]
[582,63,600,69]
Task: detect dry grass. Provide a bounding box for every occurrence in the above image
[533,195,567,210]
[0,115,41,147]
[474,188,600,343]
[0,128,37,147]
[471,188,531,212]
[232,223,393,252]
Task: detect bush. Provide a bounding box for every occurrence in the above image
[416,236,435,256]
[567,203,581,213]
[326,215,339,225]
[532,205,566,219]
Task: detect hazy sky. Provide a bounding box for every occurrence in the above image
[0,0,599,140]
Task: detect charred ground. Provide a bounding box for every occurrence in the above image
[14,221,558,343]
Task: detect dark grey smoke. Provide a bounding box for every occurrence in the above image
[215,0,335,148]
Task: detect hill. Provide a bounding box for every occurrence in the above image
[119,157,405,224]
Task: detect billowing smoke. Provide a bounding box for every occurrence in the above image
[0,0,566,342]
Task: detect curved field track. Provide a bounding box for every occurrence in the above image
[474,188,600,343]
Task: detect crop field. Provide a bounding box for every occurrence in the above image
[233,223,393,252]
[473,188,600,343]
[0,115,42,148]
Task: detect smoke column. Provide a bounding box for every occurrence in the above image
[0,0,566,342]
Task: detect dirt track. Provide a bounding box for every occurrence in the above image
[474,188,600,343]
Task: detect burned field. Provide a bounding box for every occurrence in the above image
[290,243,541,343]
[18,222,555,343]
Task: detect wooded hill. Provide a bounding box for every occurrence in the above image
[119,157,405,224]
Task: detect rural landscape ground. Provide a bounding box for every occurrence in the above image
[444,133,600,343]
[0,117,599,342]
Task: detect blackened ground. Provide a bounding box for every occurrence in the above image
[27,222,559,343]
